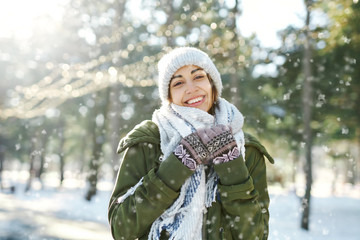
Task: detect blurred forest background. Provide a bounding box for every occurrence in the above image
[0,0,359,237]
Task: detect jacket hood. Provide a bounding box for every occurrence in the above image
[117,120,160,154]
[244,133,274,164]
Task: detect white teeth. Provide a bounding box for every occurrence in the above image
[187,96,203,104]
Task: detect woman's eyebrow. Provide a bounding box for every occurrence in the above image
[170,68,204,81]
[170,74,182,81]
[191,68,203,74]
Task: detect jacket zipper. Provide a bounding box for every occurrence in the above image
[220,227,224,240]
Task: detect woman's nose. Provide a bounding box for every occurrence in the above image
[185,81,197,94]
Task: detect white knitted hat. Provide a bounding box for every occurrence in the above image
[157,47,223,104]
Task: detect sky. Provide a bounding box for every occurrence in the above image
[238,0,306,48]
[0,0,306,48]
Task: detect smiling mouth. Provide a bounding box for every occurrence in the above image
[185,96,204,104]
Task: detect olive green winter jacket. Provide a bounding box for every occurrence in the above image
[108,120,274,240]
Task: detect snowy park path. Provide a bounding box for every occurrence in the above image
[0,188,113,240]
[269,193,360,240]
[1,183,359,240]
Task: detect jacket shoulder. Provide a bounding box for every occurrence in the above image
[117,120,160,154]
[244,132,274,164]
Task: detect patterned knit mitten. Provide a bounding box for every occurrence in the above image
[196,125,240,165]
[173,132,210,171]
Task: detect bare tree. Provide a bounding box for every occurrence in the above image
[300,0,314,230]
[229,0,242,108]
[163,0,175,48]
[57,117,66,186]
[85,0,128,200]
[108,0,127,181]
[0,143,5,191]
[25,135,39,192]
[85,90,110,201]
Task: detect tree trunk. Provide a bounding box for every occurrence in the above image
[109,0,126,181]
[229,0,241,108]
[300,0,314,230]
[85,90,110,201]
[164,0,175,48]
[357,139,360,184]
[291,149,300,193]
[346,148,356,185]
[58,118,66,186]
[25,137,38,192]
[85,0,126,201]
[35,131,48,189]
[0,146,4,191]
[109,85,122,181]
[78,136,87,176]
[331,158,339,195]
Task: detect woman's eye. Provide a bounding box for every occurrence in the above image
[195,75,204,80]
[173,81,183,87]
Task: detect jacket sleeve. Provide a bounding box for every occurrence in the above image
[108,143,193,240]
[213,145,270,240]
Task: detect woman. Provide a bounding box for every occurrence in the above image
[108,47,274,240]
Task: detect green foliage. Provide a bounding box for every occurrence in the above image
[0,0,359,189]
[313,0,360,143]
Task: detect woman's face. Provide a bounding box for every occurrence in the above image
[169,65,213,113]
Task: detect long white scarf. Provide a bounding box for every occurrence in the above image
[148,97,245,240]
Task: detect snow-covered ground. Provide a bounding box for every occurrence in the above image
[1,175,359,240]
[269,192,360,240]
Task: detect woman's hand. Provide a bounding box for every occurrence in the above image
[173,125,240,170]
[196,125,240,165]
[173,131,210,170]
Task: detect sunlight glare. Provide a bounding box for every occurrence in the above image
[0,0,68,38]
[238,0,305,48]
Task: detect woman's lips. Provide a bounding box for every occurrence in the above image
[185,96,205,107]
